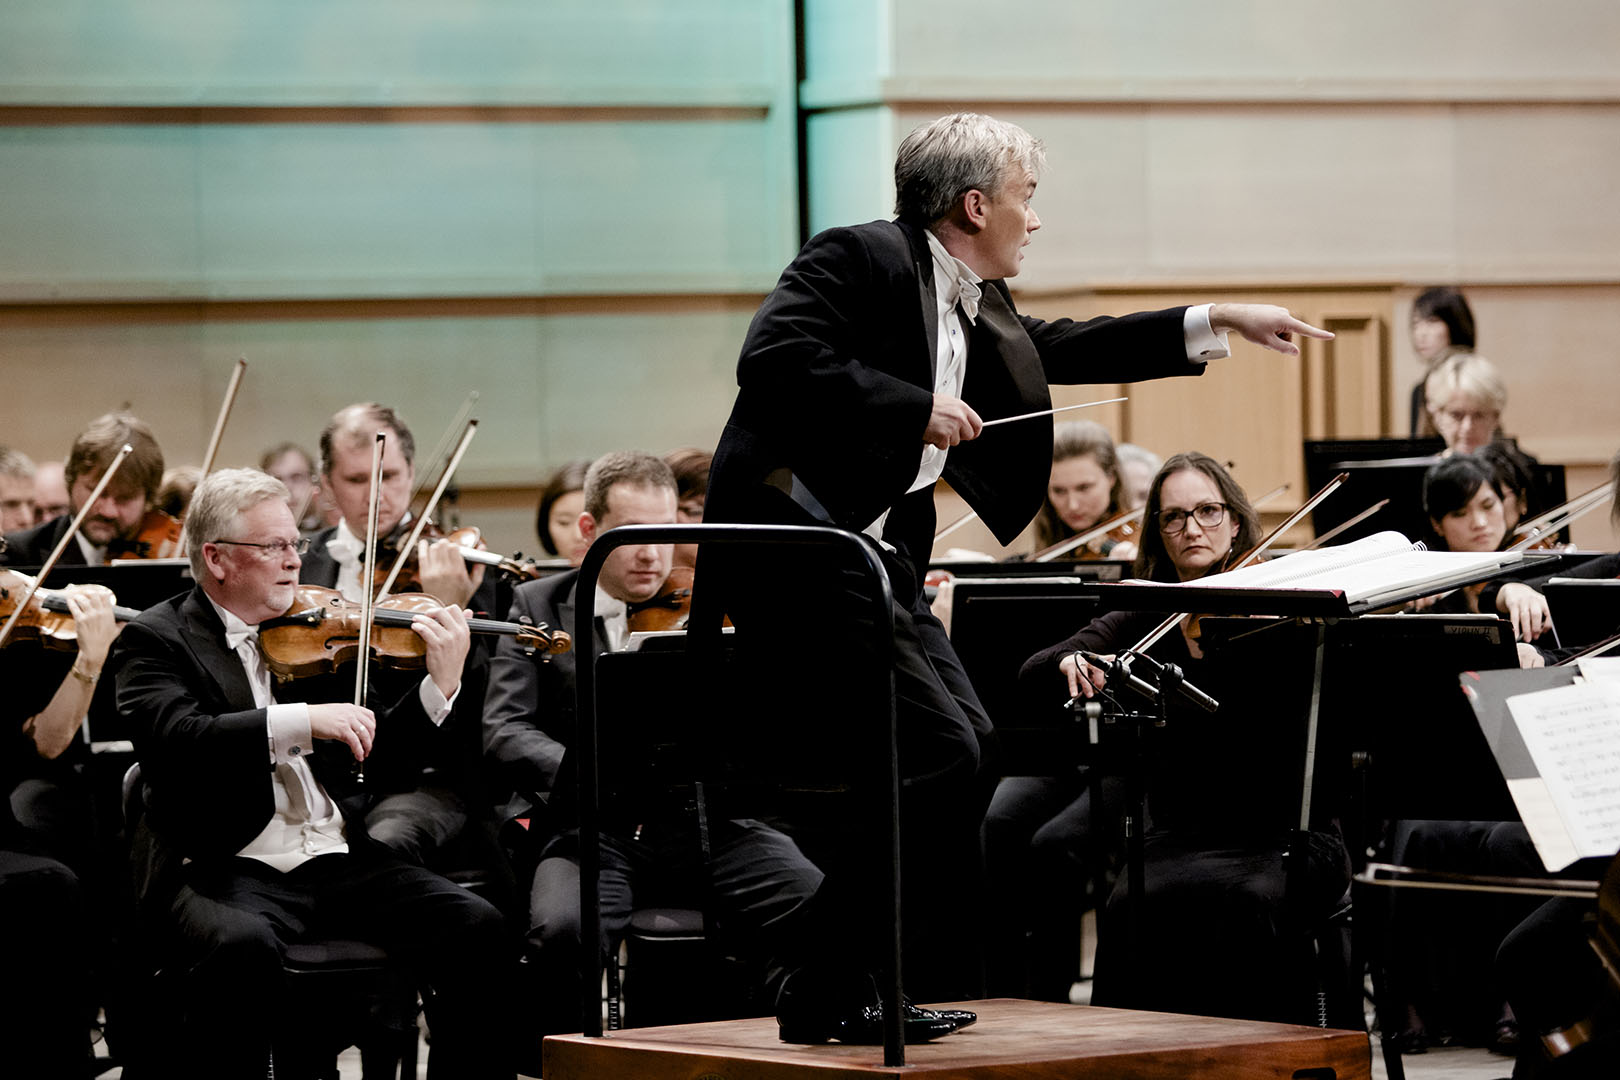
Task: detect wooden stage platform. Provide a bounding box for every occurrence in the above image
[542,998,1372,1080]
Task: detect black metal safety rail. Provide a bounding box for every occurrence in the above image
[573,523,906,1066]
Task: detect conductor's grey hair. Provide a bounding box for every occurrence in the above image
[894,112,1046,225]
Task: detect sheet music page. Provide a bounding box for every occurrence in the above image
[1507,681,1620,867]
[1150,530,1522,602]
[1576,657,1620,683]
[1503,778,1581,872]
[1123,531,1411,588]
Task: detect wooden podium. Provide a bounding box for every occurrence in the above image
[542,999,1371,1080]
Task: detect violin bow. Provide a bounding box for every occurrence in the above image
[174,357,247,555]
[1250,482,1290,508]
[289,486,317,532]
[1558,631,1620,665]
[352,432,387,783]
[1031,507,1146,563]
[1127,471,1349,655]
[1300,499,1390,552]
[0,445,133,649]
[374,418,479,603]
[1506,481,1615,553]
[404,391,479,526]
[932,509,979,547]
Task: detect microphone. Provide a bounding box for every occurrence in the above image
[1076,650,1163,704]
[1116,651,1221,713]
[1159,662,1218,712]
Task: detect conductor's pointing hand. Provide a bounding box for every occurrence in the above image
[1210,304,1334,358]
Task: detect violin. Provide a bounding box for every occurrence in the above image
[626,566,695,633]
[109,508,185,561]
[258,583,570,682]
[0,569,141,651]
[1088,519,1141,559]
[371,521,544,594]
[1030,512,1143,563]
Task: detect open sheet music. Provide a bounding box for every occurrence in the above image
[1119,531,1542,613]
[1465,664,1620,871]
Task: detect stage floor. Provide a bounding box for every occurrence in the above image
[542,997,1372,1079]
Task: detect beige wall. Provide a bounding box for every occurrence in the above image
[806,1,1620,555]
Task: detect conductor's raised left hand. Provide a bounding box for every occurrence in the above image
[1210,304,1334,357]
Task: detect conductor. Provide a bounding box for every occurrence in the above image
[698,111,1333,1041]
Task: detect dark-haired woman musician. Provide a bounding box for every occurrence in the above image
[1017,452,1354,1025]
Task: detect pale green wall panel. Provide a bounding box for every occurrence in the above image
[533,120,792,291]
[0,117,794,299]
[0,127,203,292]
[2,0,790,106]
[194,124,542,295]
[801,0,891,106]
[805,107,897,236]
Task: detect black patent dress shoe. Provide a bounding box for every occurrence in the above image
[913,1004,977,1030]
[778,1001,962,1044]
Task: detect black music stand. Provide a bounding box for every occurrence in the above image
[1545,578,1620,650]
[1302,437,1567,548]
[928,557,1131,580]
[948,576,1105,759]
[12,559,194,613]
[1303,438,1443,546]
[572,524,907,1067]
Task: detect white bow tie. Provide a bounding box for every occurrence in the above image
[224,626,258,651]
[326,527,363,563]
[951,277,982,324]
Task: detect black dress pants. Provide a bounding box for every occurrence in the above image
[525,819,823,1039]
[162,848,514,1080]
[0,848,88,1078]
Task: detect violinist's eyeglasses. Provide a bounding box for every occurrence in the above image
[1157,502,1227,535]
[210,538,311,558]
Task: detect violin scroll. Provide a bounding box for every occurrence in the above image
[514,616,572,656]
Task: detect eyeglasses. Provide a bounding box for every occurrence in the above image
[1434,406,1499,427]
[210,537,311,558]
[1158,502,1227,535]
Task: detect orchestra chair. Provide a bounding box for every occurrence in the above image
[605,905,754,1030]
[118,763,420,1080]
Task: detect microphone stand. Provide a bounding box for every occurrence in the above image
[1069,651,1220,1005]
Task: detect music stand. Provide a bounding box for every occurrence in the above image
[1544,579,1620,650]
[13,559,195,612]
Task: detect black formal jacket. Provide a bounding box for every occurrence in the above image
[702,219,1206,597]
[111,585,438,902]
[1,514,84,568]
[481,570,600,820]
